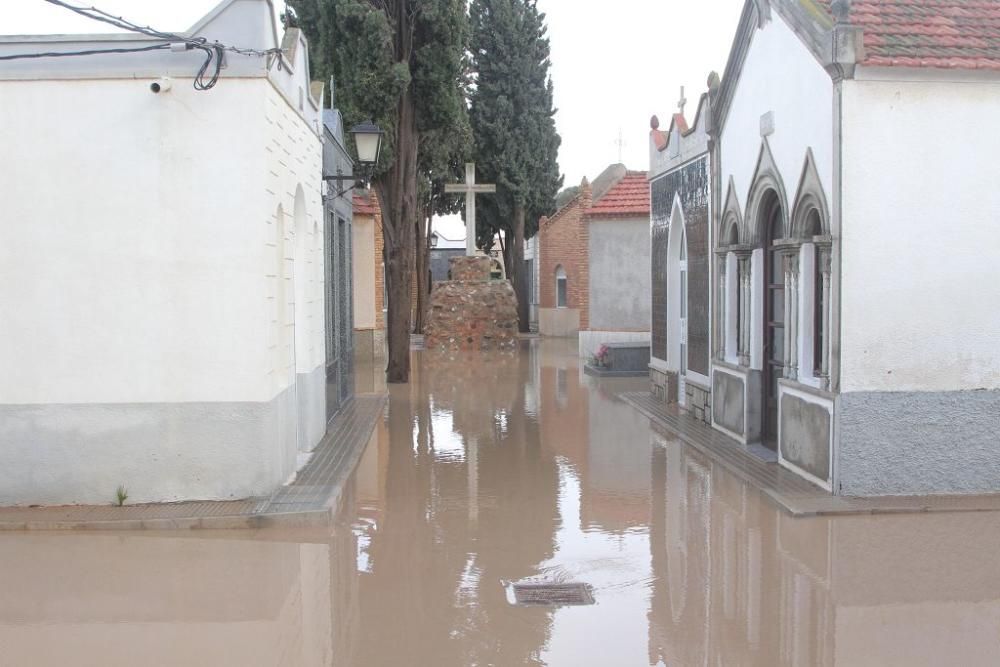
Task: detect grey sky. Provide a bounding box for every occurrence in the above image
[5,0,286,35]
[7,0,746,238]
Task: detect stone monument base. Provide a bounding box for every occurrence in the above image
[424,256,519,352]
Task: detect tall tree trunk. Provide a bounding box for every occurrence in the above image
[377,90,419,384]
[413,207,431,334]
[511,204,529,333]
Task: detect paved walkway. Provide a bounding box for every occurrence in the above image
[0,393,387,531]
[620,391,1000,517]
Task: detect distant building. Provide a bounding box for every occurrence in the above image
[537,164,651,356]
[649,0,1000,495]
[429,231,466,282]
[0,0,332,504]
[352,192,385,360]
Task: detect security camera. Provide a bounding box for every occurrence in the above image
[150,78,173,94]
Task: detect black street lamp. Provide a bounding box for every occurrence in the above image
[324,120,384,198]
[350,120,383,166]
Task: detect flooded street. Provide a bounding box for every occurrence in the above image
[3,340,1000,666]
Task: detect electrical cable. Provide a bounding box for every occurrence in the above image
[0,43,171,61]
[0,0,285,89]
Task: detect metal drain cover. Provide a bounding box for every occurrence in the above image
[505,581,595,607]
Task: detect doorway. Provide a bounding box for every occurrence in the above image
[761,194,784,449]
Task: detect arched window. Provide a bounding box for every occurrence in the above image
[789,148,831,388]
[555,265,568,308]
[805,209,825,377]
[726,221,739,246]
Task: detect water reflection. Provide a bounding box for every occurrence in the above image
[2,340,1000,666]
[0,533,337,666]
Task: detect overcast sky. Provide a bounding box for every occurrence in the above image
[7,0,745,239]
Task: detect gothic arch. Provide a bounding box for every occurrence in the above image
[744,139,789,246]
[666,195,687,372]
[719,176,743,248]
[789,148,830,239]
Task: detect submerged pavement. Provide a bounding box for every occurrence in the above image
[3,340,1000,665]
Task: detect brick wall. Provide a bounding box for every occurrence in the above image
[538,179,591,329]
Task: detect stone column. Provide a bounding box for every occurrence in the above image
[786,251,800,381]
[715,250,727,361]
[817,244,832,389]
[736,251,752,367]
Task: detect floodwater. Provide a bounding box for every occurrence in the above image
[3,340,1000,666]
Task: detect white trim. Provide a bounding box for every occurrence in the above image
[686,370,711,390]
[776,382,833,491]
[713,420,745,446]
[666,194,686,373]
[855,66,1000,84]
[649,357,671,373]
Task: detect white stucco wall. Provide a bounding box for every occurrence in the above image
[719,13,833,220]
[264,84,325,380]
[840,74,1000,392]
[0,79,270,405]
[587,217,651,331]
[0,0,334,502]
[0,77,323,407]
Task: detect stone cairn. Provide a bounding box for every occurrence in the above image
[423,256,519,352]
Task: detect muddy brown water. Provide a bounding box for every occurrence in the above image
[3,340,1000,666]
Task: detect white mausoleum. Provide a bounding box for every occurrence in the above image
[0,0,331,504]
[651,0,1000,496]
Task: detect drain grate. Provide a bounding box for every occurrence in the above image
[507,581,595,607]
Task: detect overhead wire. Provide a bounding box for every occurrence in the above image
[0,43,171,61]
[0,0,285,90]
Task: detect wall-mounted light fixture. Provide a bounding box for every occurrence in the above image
[324,120,384,200]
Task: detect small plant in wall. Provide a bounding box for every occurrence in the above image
[114,485,129,507]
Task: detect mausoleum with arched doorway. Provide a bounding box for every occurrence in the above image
[647,0,1000,497]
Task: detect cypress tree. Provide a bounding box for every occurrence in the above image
[469,0,562,332]
[291,0,469,382]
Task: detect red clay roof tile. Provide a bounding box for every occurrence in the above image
[585,172,650,218]
[819,0,1000,71]
[353,192,378,216]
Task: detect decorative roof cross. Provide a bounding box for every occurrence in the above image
[615,128,626,163]
[677,86,687,116]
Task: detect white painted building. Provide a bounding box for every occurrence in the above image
[0,0,331,505]
[652,0,1000,496]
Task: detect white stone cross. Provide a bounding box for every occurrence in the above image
[445,162,497,256]
[678,86,687,116]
